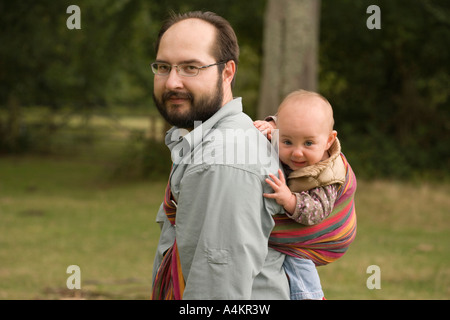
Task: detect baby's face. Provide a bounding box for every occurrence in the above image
[277,99,335,170]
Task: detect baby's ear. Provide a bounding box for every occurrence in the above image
[326,130,337,149]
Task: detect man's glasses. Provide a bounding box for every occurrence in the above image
[151,61,226,77]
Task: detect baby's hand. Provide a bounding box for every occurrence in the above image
[263,169,296,214]
[253,120,276,140]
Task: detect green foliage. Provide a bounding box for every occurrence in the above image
[0,0,448,180]
[112,131,172,180]
[320,0,450,180]
[0,0,157,108]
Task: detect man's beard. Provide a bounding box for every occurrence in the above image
[153,77,223,129]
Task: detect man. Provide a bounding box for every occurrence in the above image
[151,11,289,299]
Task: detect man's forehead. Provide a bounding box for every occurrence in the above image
[157,18,216,62]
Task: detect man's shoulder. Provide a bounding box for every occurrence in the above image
[194,116,280,176]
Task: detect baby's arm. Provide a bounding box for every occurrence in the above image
[263,169,297,214]
[288,184,339,225]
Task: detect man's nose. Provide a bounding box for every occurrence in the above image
[165,67,184,90]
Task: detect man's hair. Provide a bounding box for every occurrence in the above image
[154,11,240,88]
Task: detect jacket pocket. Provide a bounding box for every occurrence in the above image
[206,248,229,265]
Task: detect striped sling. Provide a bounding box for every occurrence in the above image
[151,154,356,298]
[269,153,357,266]
[151,179,185,300]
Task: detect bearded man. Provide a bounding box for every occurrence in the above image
[151,11,289,300]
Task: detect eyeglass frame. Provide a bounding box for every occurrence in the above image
[150,61,227,77]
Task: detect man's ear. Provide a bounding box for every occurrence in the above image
[222,60,236,85]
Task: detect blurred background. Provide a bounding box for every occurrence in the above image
[0,0,448,299]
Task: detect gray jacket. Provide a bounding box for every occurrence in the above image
[152,98,289,299]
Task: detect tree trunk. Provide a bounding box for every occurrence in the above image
[4,94,22,152]
[258,0,321,119]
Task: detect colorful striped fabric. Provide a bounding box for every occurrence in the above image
[269,153,357,266]
[151,180,185,300]
[151,154,356,299]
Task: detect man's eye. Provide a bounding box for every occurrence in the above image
[182,65,198,74]
[158,64,170,72]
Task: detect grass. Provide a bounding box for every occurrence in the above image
[0,109,449,299]
[2,157,448,300]
[318,180,450,299]
[0,155,165,299]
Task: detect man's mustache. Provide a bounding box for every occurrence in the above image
[162,91,193,102]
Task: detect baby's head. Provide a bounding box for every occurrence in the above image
[276,90,337,170]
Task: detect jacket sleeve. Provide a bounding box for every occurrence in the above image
[176,165,275,299]
[288,184,339,225]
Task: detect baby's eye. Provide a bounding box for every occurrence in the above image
[305,141,313,147]
[282,140,292,146]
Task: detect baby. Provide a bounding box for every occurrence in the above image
[255,89,355,300]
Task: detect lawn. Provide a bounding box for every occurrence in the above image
[0,111,449,299]
[0,155,165,299]
[318,180,450,299]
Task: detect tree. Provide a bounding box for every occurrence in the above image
[319,0,449,178]
[258,0,320,119]
[0,0,156,153]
